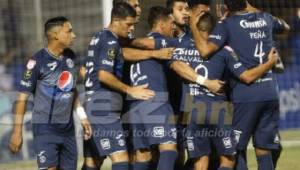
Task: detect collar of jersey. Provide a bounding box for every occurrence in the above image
[44,48,64,61]
[103,28,119,39]
[236,11,251,16]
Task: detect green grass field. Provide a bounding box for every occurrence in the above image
[1,130,299,170]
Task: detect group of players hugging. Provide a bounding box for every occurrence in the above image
[9,0,290,170]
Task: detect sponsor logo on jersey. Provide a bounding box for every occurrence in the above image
[108,40,117,45]
[209,34,222,40]
[47,62,57,71]
[90,37,99,46]
[161,39,168,48]
[240,18,267,29]
[153,126,165,138]
[234,63,242,69]
[102,60,114,66]
[20,80,32,88]
[57,71,74,92]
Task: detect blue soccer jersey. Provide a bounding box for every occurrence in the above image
[19,48,78,136]
[170,36,247,109]
[209,12,285,103]
[85,29,124,93]
[130,32,178,93]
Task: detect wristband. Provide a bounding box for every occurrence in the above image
[196,75,206,85]
[76,106,87,120]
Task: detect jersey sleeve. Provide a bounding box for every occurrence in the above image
[18,56,40,94]
[95,38,120,73]
[223,47,247,78]
[208,21,228,48]
[154,37,179,49]
[267,13,286,34]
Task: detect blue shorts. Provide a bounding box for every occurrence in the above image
[127,100,177,150]
[233,100,280,150]
[185,102,236,159]
[83,120,127,157]
[34,134,77,170]
[84,91,127,157]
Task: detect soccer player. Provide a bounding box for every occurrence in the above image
[81,3,158,170]
[8,16,92,170]
[126,6,178,170]
[165,1,212,169]
[113,0,142,23]
[189,0,290,169]
[170,11,279,170]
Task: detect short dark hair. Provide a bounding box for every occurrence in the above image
[166,0,187,12]
[44,16,69,35]
[196,12,215,33]
[113,0,127,6]
[148,6,172,28]
[224,0,247,12]
[111,2,137,19]
[188,0,210,8]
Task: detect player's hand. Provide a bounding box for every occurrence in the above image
[189,10,206,26]
[203,79,225,95]
[216,4,229,21]
[9,131,23,154]
[267,47,279,66]
[152,48,175,60]
[127,84,155,100]
[81,118,92,140]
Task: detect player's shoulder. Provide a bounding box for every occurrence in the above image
[63,48,76,60]
[90,29,118,47]
[220,46,239,60]
[25,48,46,70]
[31,48,47,61]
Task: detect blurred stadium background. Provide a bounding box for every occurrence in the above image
[0,0,299,169]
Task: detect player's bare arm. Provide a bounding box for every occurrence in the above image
[130,37,156,49]
[123,47,174,61]
[74,89,92,140]
[190,11,220,59]
[170,61,224,94]
[98,70,155,100]
[8,92,30,153]
[239,48,278,84]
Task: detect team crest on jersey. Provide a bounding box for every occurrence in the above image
[26,59,36,70]
[66,58,74,68]
[118,139,126,147]
[187,139,195,151]
[223,137,233,148]
[57,71,74,92]
[107,49,116,60]
[100,139,111,150]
